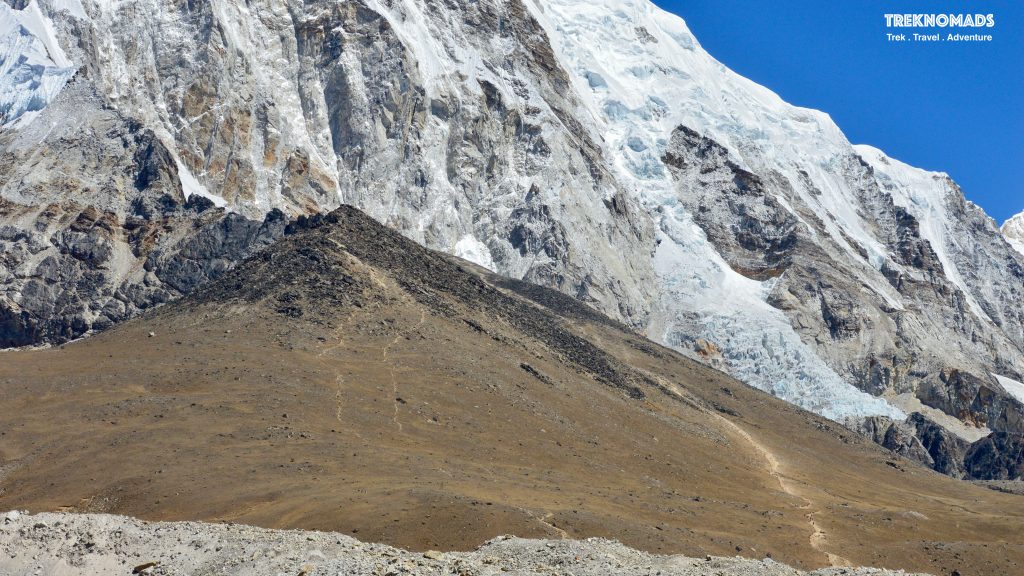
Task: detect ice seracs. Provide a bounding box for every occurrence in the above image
[0,0,78,129]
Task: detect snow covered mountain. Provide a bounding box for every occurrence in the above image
[1,0,1023,451]
[1003,212,1024,257]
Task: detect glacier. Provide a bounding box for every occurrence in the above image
[0,0,78,129]
[527,0,902,419]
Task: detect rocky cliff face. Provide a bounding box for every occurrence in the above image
[2,0,1023,465]
[0,191,286,347]
[851,413,1013,480]
[0,86,289,346]
[1,0,657,345]
[660,124,1024,432]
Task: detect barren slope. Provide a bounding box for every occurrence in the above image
[0,207,1022,575]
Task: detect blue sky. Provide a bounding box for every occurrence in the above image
[653,0,1023,223]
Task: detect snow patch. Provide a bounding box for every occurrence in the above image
[1006,237,1024,258]
[46,0,88,20]
[174,157,227,208]
[454,235,495,272]
[993,373,1024,406]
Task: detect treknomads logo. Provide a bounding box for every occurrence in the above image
[885,13,995,28]
[884,13,995,43]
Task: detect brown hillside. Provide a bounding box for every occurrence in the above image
[0,206,1021,575]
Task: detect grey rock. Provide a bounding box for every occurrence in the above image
[0,511,935,576]
[964,432,1024,481]
[0,121,287,347]
[852,415,934,470]
[904,413,970,478]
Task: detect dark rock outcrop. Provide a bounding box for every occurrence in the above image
[0,99,288,348]
[0,200,286,348]
[853,411,1024,481]
[853,415,934,470]
[918,369,1024,435]
[965,433,1024,481]
[904,413,970,478]
[661,126,799,280]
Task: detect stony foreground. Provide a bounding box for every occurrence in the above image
[0,512,929,576]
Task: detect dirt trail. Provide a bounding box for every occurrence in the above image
[315,291,359,431]
[717,417,851,568]
[381,310,427,433]
[518,507,570,540]
[314,277,428,435]
[653,376,850,567]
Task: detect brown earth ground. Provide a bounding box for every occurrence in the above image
[0,207,1021,575]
